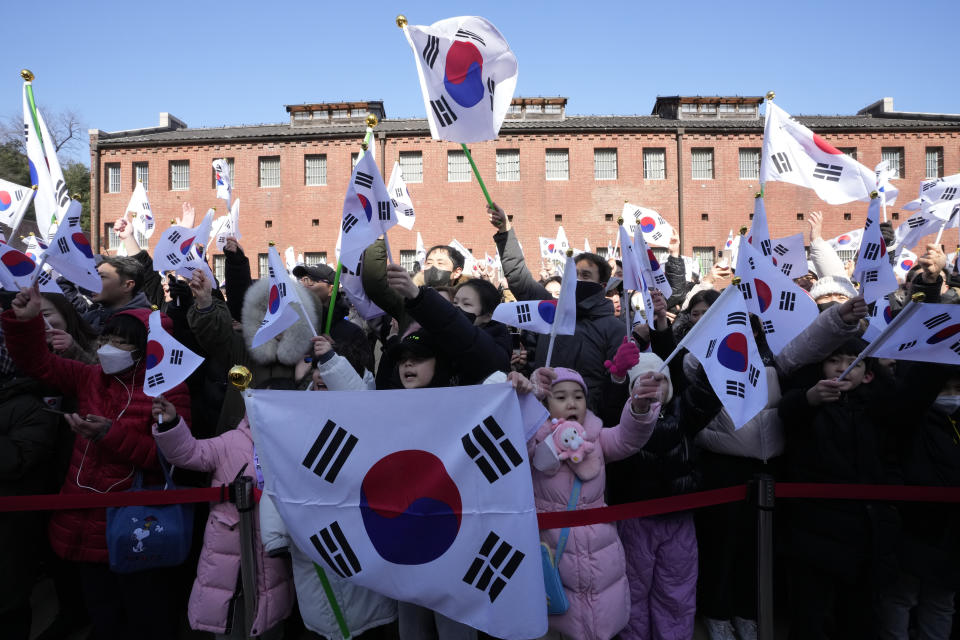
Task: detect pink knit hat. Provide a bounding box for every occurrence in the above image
[552,367,587,394]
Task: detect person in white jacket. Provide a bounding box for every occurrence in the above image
[260,336,398,639]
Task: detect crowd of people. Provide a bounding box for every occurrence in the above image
[0,200,957,640]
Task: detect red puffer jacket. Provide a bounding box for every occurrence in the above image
[0,308,192,563]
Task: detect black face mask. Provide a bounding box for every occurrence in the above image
[575,280,604,303]
[423,267,452,288]
[459,308,477,324]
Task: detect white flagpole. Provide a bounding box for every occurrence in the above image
[544,324,559,369]
[8,186,37,238]
[881,196,888,224]
[836,296,924,380]
[29,255,48,287]
[299,302,318,337]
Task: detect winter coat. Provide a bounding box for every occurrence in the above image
[0,309,192,563]
[0,377,59,612]
[81,290,152,334]
[693,304,862,462]
[530,402,657,640]
[663,256,692,310]
[311,350,376,391]
[153,417,294,636]
[260,494,398,638]
[808,237,847,279]
[494,228,626,416]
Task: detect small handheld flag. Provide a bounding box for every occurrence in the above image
[252,245,313,348]
[126,181,155,241]
[387,162,416,230]
[212,158,232,208]
[143,311,204,397]
[340,150,393,275]
[40,200,101,293]
[852,195,898,303]
[621,203,674,248]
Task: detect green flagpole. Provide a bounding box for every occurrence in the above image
[20,70,43,147]
[460,144,493,207]
[326,115,378,334]
[313,563,352,639]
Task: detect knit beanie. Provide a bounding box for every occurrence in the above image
[809,275,858,302]
[626,352,674,404]
[551,367,587,394]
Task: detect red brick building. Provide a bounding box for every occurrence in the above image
[89,96,960,279]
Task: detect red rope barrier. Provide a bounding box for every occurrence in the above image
[775,482,960,503]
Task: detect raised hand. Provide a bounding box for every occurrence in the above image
[188,270,213,309]
[11,284,42,320]
[176,202,196,228]
[386,263,420,299]
[487,202,509,232]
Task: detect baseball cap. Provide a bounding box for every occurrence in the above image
[293,264,336,284]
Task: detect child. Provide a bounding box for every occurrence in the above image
[151,395,294,640]
[528,366,660,640]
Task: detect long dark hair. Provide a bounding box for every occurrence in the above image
[41,293,97,354]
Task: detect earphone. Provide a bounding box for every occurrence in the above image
[75,369,138,494]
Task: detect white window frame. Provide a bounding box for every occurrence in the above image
[692,247,715,276]
[881,147,904,179]
[106,164,121,193]
[259,156,280,188]
[594,148,618,181]
[133,162,149,191]
[738,148,760,180]
[691,148,715,180]
[400,250,417,273]
[399,151,423,183]
[447,150,471,183]
[351,152,360,169]
[258,253,269,278]
[545,149,569,181]
[925,147,944,179]
[305,155,327,186]
[304,252,327,266]
[496,149,520,182]
[170,160,190,191]
[644,148,666,180]
[214,255,226,283]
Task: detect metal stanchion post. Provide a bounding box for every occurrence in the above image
[232,472,258,640]
[752,473,776,640]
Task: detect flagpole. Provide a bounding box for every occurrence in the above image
[29,255,48,287]
[8,185,37,238]
[836,293,924,380]
[881,196,888,223]
[326,116,379,334]
[460,144,493,207]
[20,70,43,148]
[656,281,740,373]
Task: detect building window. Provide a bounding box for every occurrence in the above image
[644,148,666,180]
[305,155,327,186]
[105,163,121,193]
[544,104,562,114]
[691,148,714,180]
[105,222,119,251]
[133,162,149,191]
[693,247,715,275]
[399,151,423,183]
[400,250,418,273]
[700,104,717,114]
[652,247,668,264]
[719,104,736,113]
[332,109,349,119]
[594,148,617,180]
[496,150,520,181]
[211,158,235,188]
[259,156,280,188]
[507,104,521,114]
[258,253,269,279]
[926,147,944,179]
[304,252,327,266]
[312,110,326,119]
[293,111,310,121]
[214,255,225,283]
[526,104,543,114]
[447,150,471,182]
[351,152,360,169]
[738,104,757,115]
[738,148,760,180]
[351,108,366,118]
[881,147,904,178]
[681,104,697,113]
[545,149,569,181]
[844,212,852,221]
[838,147,857,160]
[169,160,190,191]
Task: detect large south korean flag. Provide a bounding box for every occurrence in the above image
[245,384,548,639]
[403,16,518,142]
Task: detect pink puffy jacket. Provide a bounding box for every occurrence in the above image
[529,401,658,640]
[153,417,294,636]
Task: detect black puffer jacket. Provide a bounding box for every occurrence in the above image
[494,228,626,415]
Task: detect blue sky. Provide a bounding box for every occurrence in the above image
[3,0,955,162]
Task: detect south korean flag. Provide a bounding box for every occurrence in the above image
[621,203,674,248]
[768,233,807,279]
[41,200,101,293]
[852,195,898,303]
[387,162,416,230]
[340,150,393,275]
[735,239,817,355]
[869,303,960,365]
[251,245,305,348]
[153,209,217,286]
[904,173,960,210]
[0,177,34,231]
[0,242,60,294]
[245,383,548,639]
[403,16,518,143]
[126,181,155,240]
[142,311,204,397]
[674,285,767,429]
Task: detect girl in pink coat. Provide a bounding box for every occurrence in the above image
[151,395,294,639]
[528,366,664,640]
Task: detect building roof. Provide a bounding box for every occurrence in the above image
[94,112,960,147]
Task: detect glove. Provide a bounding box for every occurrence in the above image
[604,336,640,379]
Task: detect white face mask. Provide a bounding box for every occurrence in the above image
[97,344,136,374]
[933,395,960,415]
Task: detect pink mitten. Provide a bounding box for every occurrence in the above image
[604,336,640,378]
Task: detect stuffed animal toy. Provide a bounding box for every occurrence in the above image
[549,419,595,464]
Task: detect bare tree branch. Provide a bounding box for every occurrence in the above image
[0,108,85,158]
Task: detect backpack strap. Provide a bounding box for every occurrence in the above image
[554,477,582,562]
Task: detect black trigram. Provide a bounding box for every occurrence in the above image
[748,257,756,270]
[11,189,23,202]
[36,270,51,286]
[762,320,775,334]
[378,201,391,221]
[169,231,182,244]
[430,96,458,127]
[705,338,717,359]
[56,237,69,254]
[780,263,793,276]
[779,291,796,311]
[146,373,165,388]
[760,239,771,257]
[862,270,878,284]
[771,152,792,174]
[462,416,523,483]
[922,180,937,192]
[654,273,667,285]
[923,312,951,330]
[943,187,958,201]
[772,243,788,257]
[142,201,151,211]
[726,380,745,398]
[310,522,361,578]
[165,253,181,266]
[898,341,917,351]
[421,35,439,68]
[276,282,287,297]
[394,187,404,199]
[355,172,374,189]
[487,77,495,111]
[302,420,358,483]
[727,311,748,326]
[455,28,486,45]
[268,266,276,278]
[950,340,960,356]
[169,349,183,366]
[342,213,359,234]
[907,216,926,229]
[739,282,753,299]
[748,364,761,387]
[516,303,531,324]
[463,531,524,603]
[399,206,414,218]
[652,231,663,242]
[813,163,843,182]
[864,216,874,230]
[863,243,881,261]
[53,178,69,208]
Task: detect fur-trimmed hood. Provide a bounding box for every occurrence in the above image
[241,278,320,366]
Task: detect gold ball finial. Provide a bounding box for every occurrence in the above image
[268,241,275,247]
[365,113,378,128]
[169,220,176,225]
[911,292,927,303]
[396,14,408,28]
[151,305,159,311]
[617,216,624,225]
[739,226,748,235]
[851,280,860,289]
[870,190,879,199]
[754,192,762,199]
[765,91,775,101]
[228,365,253,391]
[565,248,574,257]
[31,185,38,191]
[731,277,741,285]
[361,142,368,151]
[20,69,34,82]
